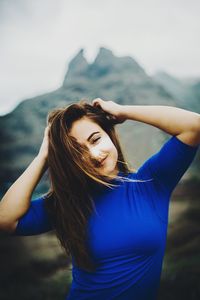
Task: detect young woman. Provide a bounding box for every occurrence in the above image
[0,98,199,300]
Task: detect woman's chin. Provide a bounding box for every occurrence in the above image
[100,162,118,177]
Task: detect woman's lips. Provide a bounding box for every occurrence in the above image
[100,155,108,165]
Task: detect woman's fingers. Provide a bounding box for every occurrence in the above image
[92,98,104,108]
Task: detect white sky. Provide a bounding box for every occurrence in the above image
[0,0,200,115]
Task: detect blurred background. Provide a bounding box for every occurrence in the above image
[0,0,199,299]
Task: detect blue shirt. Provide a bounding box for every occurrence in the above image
[13,135,199,299]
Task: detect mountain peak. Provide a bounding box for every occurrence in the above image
[91,47,145,77]
[63,48,89,85]
[63,47,146,84]
[95,47,115,61]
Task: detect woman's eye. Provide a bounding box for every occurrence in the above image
[92,137,101,144]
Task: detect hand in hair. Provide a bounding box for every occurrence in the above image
[92,98,126,124]
[38,125,50,161]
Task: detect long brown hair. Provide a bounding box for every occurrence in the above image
[44,99,136,272]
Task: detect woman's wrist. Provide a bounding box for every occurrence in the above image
[117,104,129,121]
[36,152,48,169]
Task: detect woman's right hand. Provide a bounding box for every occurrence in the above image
[38,125,50,161]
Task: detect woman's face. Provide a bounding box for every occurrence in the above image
[69,117,119,177]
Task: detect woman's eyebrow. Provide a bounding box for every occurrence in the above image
[87,131,100,141]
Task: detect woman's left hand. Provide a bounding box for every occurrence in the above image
[91,98,126,124]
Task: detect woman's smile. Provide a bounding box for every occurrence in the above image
[100,155,108,166]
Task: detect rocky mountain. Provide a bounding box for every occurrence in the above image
[0,47,199,195]
[153,71,200,112]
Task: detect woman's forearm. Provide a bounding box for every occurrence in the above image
[120,105,200,135]
[0,154,47,230]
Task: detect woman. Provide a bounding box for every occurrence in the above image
[0,98,199,300]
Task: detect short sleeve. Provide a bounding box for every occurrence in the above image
[137,135,199,194]
[11,196,54,236]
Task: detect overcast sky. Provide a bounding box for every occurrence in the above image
[0,0,199,115]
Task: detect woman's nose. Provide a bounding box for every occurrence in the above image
[90,148,104,162]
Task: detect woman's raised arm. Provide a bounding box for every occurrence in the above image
[91,99,200,147]
[119,105,200,146]
[0,126,49,233]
